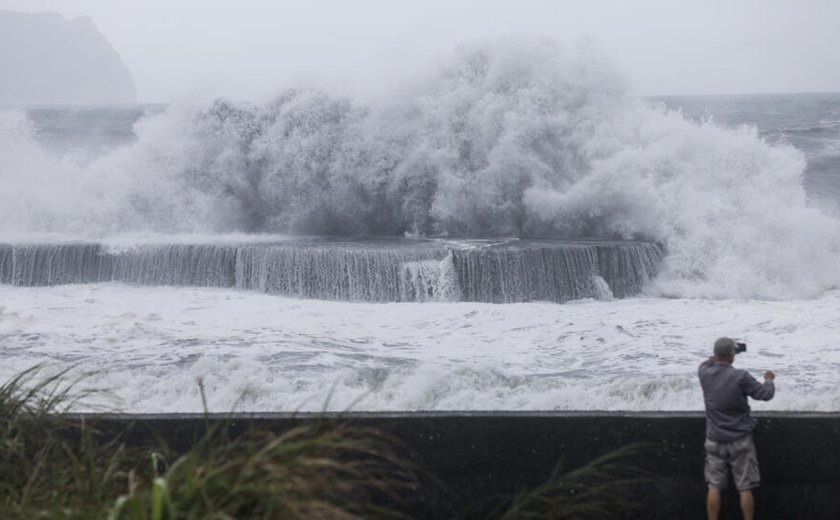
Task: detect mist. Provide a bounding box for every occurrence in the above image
[2,0,840,102]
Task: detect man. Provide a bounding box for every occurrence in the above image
[698,337,775,520]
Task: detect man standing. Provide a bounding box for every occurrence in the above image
[698,337,775,520]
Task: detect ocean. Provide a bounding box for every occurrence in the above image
[1,43,839,413]
[654,93,840,211]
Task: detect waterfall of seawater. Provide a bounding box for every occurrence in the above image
[0,239,663,303]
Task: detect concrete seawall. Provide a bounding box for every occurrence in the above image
[71,412,840,519]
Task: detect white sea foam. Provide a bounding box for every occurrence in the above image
[1,284,838,413]
[2,38,840,299]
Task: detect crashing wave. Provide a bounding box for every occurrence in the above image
[1,38,839,298]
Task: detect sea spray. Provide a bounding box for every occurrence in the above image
[1,38,839,298]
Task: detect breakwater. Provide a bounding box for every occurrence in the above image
[0,238,663,302]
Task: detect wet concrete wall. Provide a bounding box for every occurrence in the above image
[73,412,840,519]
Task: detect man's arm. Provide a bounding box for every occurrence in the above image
[698,357,715,376]
[742,371,775,401]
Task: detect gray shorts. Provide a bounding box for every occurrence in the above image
[704,434,760,491]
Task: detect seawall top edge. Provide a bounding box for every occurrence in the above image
[56,410,840,421]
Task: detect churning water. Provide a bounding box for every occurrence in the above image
[1,39,839,411]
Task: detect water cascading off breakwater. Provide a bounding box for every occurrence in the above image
[0,239,662,303]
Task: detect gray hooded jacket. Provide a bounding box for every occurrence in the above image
[698,358,775,443]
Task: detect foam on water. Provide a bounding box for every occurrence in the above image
[2,284,839,412]
[2,38,840,299]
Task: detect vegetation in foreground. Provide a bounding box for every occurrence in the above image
[0,366,648,519]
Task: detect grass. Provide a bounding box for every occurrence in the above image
[108,422,421,520]
[0,367,649,519]
[0,367,419,519]
[485,443,653,520]
[0,365,125,517]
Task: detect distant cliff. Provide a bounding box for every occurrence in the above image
[0,10,136,105]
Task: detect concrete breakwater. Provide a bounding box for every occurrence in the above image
[68,412,840,519]
[0,238,662,302]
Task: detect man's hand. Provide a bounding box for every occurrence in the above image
[764,370,775,381]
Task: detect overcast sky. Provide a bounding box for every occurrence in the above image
[2,0,839,102]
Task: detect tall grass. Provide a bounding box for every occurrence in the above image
[108,422,420,519]
[0,365,129,518]
[1,367,648,519]
[0,367,419,519]
[488,443,652,520]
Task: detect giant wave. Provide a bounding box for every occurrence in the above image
[1,38,839,299]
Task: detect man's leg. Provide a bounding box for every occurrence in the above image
[706,487,721,520]
[704,438,727,520]
[730,435,759,520]
[739,489,754,520]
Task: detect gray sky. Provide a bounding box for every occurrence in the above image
[3,0,839,102]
